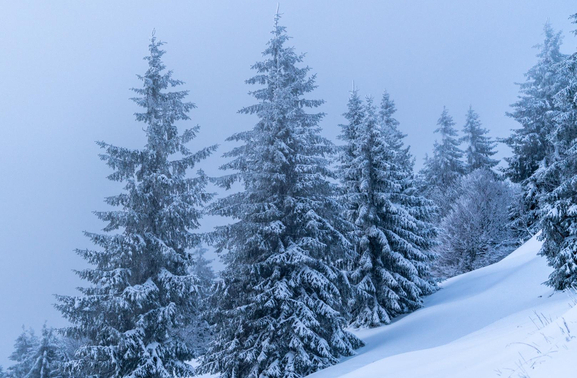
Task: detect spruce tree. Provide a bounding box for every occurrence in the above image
[200,13,361,378]
[379,92,438,262]
[337,87,365,267]
[429,107,466,187]
[25,325,64,378]
[55,34,216,378]
[538,15,577,290]
[338,87,365,167]
[341,97,436,328]
[503,23,568,235]
[461,106,499,173]
[0,365,6,378]
[379,91,412,172]
[378,91,435,223]
[8,327,38,378]
[419,107,465,217]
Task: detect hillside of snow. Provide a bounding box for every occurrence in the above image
[305,234,577,378]
[195,235,577,378]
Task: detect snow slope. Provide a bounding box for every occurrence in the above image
[308,234,577,378]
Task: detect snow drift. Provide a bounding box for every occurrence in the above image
[306,234,576,378]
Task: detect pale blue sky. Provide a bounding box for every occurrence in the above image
[0,0,575,367]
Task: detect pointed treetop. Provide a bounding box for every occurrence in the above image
[435,106,458,137]
[535,22,564,63]
[462,106,498,172]
[273,4,283,34]
[130,33,197,157]
[379,90,400,128]
[338,85,364,145]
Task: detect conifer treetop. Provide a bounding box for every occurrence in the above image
[461,106,499,172]
[56,33,215,378]
[201,13,361,378]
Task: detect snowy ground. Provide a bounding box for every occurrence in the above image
[308,234,576,378]
[198,235,576,378]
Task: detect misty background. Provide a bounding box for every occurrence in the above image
[0,0,576,367]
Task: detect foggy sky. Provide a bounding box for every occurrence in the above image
[1,0,576,367]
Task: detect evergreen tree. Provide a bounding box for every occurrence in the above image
[379,91,412,172]
[379,92,438,261]
[8,327,38,378]
[338,87,365,167]
[200,13,361,378]
[0,365,6,378]
[503,23,568,235]
[336,87,366,277]
[55,34,216,378]
[538,15,577,290]
[419,107,465,217]
[378,91,435,224]
[25,325,64,378]
[429,107,466,187]
[342,97,436,328]
[461,106,499,173]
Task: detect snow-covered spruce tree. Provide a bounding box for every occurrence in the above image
[55,34,216,378]
[7,327,38,378]
[419,107,465,218]
[461,106,498,173]
[378,91,437,228]
[538,16,577,290]
[434,169,517,279]
[379,91,438,262]
[200,13,362,378]
[336,87,365,276]
[338,87,365,169]
[341,97,436,328]
[503,23,568,236]
[24,325,65,378]
[0,365,6,378]
[379,91,412,172]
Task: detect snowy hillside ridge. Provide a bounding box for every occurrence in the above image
[296,235,575,378]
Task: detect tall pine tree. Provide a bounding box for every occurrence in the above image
[419,107,465,217]
[7,327,38,378]
[461,106,499,173]
[538,14,577,290]
[338,87,365,168]
[200,13,361,378]
[337,87,365,273]
[24,325,64,378]
[55,34,216,378]
[379,91,412,172]
[340,96,436,328]
[503,23,568,235]
[378,92,437,268]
